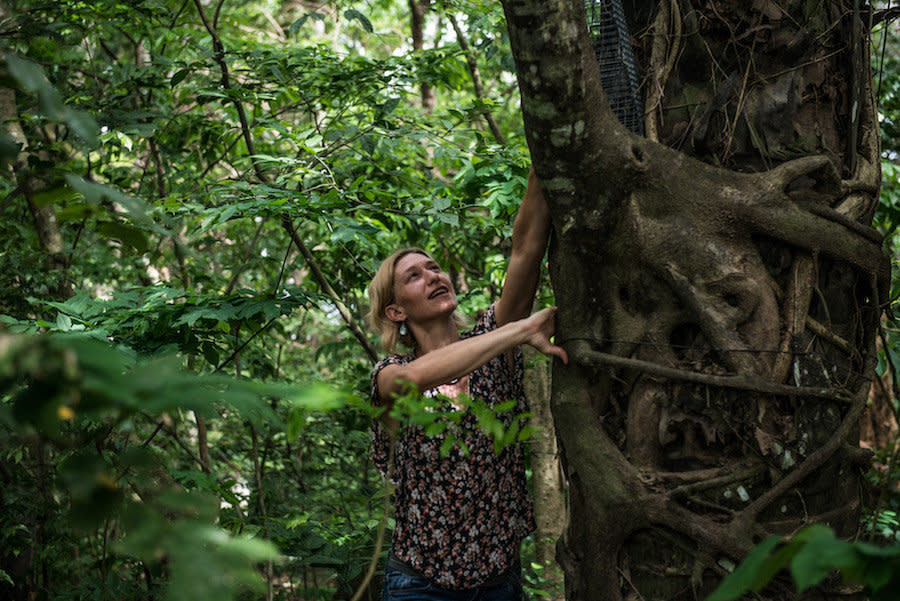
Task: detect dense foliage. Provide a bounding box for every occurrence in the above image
[0,0,548,599]
[1,0,898,600]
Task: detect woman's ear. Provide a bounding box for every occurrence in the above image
[385,304,405,324]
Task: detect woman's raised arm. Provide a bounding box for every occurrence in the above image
[495,166,552,327]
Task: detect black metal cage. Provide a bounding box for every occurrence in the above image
[585,0,644,135]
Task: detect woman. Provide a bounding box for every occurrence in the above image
[366,167,567,601]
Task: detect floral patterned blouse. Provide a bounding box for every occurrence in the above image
[370,303,536,589]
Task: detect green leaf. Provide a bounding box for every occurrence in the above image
[196,526,281,562]
[344,9,373,32]
[381,96,401,115]
[706,536,781,601]
[6,54,98,147]
[0,130,19,167]
[790,527,856,593]
[55,313,72,332]
[871,576,900,601]
[6,54,65,117]
[170,68,190,87]
[440,434,456,457]
[289,11,325,35]
[64,174,160,231]
[96,221,150,253]
[284,383,347,441]
[64,110,100,146]
[750,538,804,592]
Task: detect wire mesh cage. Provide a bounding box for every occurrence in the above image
[585,0,644,135]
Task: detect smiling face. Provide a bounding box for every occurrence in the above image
[386,252,458,326]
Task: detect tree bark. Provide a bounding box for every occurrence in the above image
[501,0,887,599]
[523,348,565,601]
[409,0,436,112]
[1,85,70,297]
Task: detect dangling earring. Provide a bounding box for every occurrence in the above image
[399,321,408,337]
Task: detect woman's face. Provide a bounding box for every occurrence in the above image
[388,252,457,324]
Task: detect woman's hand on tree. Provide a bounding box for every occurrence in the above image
[521,306,568,363]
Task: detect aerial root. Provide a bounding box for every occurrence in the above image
[803,202,883,244]
[569,341,853,402]
[669,464,767,499]
[767,155,839,194]
[805,315,855,356]
[738,384,868,522]
[841,178,880,195]
[772,254,815,384]
[663,263,762,376]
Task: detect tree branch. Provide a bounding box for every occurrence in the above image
[645,0,682,142]
[281,216,379,362]
[447,13,506,145]
[191,0,268,184]
[501,0,632,210]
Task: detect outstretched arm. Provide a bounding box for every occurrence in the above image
[375,307,567,406]
[495,165,552,327]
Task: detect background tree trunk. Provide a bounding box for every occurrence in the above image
[501,0,888,599]
[409,0,436,112]
[523,348,566,601]
[0,87,70,297]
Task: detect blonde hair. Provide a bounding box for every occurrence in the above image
[366,248,467,353]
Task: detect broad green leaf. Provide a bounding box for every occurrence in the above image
[96,221,150,253]
[706,536,781,601]
[170,67,190,87]
[790,526,856,592]
[6,54,98,146]
[344,8,373,32]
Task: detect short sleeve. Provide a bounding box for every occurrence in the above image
[370,354,410,406]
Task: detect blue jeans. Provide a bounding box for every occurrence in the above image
[382,567,525,601]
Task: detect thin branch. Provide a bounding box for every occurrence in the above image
[447,13,506,145]
[192,0,268,184]
[199,132,242,179]
[215,315,279,373]
[225,219,266,294]
[281,216,379,362]
[873,6,900,25]
[569,341,854,402]
[350,444,394,601]
[250,423,274,601]
[156,419,208,472]
[195,413,211,474]
[141,421,165,447]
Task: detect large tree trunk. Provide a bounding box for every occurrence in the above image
[501,0,888,599]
